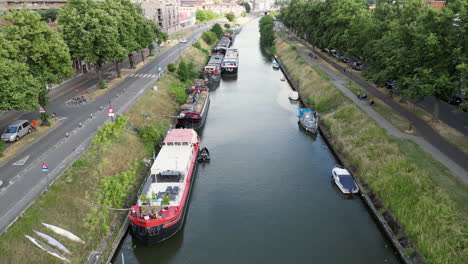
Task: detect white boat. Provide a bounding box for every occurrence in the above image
[298,108,319,133]
[288,91,299,100]
[331,166,360,194]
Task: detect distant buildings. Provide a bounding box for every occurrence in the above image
[132,0,181,33]
[0,0,66,13]
[202,3,245,16]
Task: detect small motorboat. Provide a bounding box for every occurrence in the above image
[280,77,286,81]
[288,91,299,101]
[298,108,319,133]
[272,62,280,69]
[198,147,210,162]
[331,165,360,194]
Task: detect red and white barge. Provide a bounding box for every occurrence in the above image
[128,129,200,244]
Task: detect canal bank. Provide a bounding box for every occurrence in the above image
[274,35,466,264]
[112,18,399,264]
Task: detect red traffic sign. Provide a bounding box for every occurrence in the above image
[107,108,115,117]
[41,163,49,172]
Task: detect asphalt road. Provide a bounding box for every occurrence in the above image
[0,24,212,234]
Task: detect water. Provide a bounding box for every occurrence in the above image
[113,19,400,264]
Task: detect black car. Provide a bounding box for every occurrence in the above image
[351,61,363,71]
[385,80,396,89]
[448,96,463,106]
[340,57,349,63]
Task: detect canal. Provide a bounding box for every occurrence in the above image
[113,19,400,264]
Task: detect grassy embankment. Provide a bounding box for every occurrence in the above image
[0,39,211,264]
[276,37,467,264]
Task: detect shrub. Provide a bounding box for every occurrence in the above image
[241,11,246,17]
[137,123,167,154]
[92,115,128,146]
[202,31,217,45]
[0,141,5,158]
[167,82,188,104]
[167,63,176,72]
[224,23,230,28]
[99,79,107,89]
[196,10,218,23]
[210,23,224,39]
[225,12,235,22]
[192,41,202,49]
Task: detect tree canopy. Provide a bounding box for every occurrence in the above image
[210,23,224,39]
[259,14,275,54]
[196,10,219,23]
[225,12,235,22]
[279,0,468,113]
[0,8,73,109]
[239,2,251,13]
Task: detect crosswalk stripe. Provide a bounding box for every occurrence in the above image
[144,74,150,78]
[130,74,135,77]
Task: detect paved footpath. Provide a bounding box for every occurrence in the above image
[278,34,468,184]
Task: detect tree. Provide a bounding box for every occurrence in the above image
[1,8,73,108]
[196,10,218,23]
[0,58,42,110]
[59,0,122,86]
[225,12,235,22]
[239,2,251,13]
[202,31,218,45]
[259,15,275,53]
[210,23,224,39]
[37,9,59,22]
[177,60,189,82]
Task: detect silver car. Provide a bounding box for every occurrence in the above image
[1,120,32,142]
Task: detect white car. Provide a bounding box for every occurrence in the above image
[180,39,187,43]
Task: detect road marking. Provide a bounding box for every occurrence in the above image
[143,74,149,78]
[12,155,30,166]
[0,180,2,187]
[130,74,135,77]
[0,187,6,197]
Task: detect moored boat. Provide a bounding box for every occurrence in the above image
[289,91,299,101]
[129,129,200,245]
[202,54,223,84]
[224,30,235,46]
[176,80,210,129]
[221,48,239,76]
[212,37,231,55]
[298,108,319,133]
[331,165,360,194]
[272,62,280,69]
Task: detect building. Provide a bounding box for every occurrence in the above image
[0,0,66,12]
[252,0,273,12]
[179,5,196,27]
[132,0,180,34]
[202,3,245,16]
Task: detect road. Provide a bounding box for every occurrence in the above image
[0,23,212,234]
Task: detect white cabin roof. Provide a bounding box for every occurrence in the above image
[150,145,193,175]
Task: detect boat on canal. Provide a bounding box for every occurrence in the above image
[128,129,200,245]
[212,37,231,55]
[289,91,299,101]
[272,62,280,69]
[202,54,224,84]
[298,108,319,133]
[221,48,239,76]
[177,80,210,129]
[331,165,360,194]
[224,30,235,46]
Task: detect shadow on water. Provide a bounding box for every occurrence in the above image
[296,122,318,141]
[220,75,238,81]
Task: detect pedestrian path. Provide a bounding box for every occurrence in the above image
[281,37,468,184]
[128,73,158,79]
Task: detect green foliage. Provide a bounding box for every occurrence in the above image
[167,82,188,104]
[202,31,218,45]
[40,113,51,127]
[37,8,59,22]
[0,141,5,158]
[224,23,231,29]
[0,8,72,110]
[241,11,247,17]
[137,123,167,154]
[192,41,209,56]
[99,80,107,90]
[167,63,176,72]
[92,115,128,146]
[279,0,467,112]
[100,162,140,208]
[225,12,235,22]
[161,193,170,205]
[259,15,275,51]
[210,23,224,39]
[239,2,251,13]
[196,9,219,23]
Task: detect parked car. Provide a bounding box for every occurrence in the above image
[340,57,349,63]
[180,38,187,43]
[351,61,363,71]
[1,120,32,142]
[448,95,463,106]
[330,49,338,57]
[385,80,397,89]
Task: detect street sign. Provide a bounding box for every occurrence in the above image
[41,163,49,172]
[107,108,115,117]
[39,107,45,113]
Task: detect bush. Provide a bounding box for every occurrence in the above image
[167,63,176,72]
[99,79,107,90]
[239,2,251,13]
[167,82,188,104]
[210,23,224,39]
[224,23,230,29]
[137,123,167,154]
[92,115,128,146]
[225,12,235,22]
[192,41,202,49]
[202,31,218,45]
[196,10,218,23]
[241,11,246,17]
[0,141,5,158]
